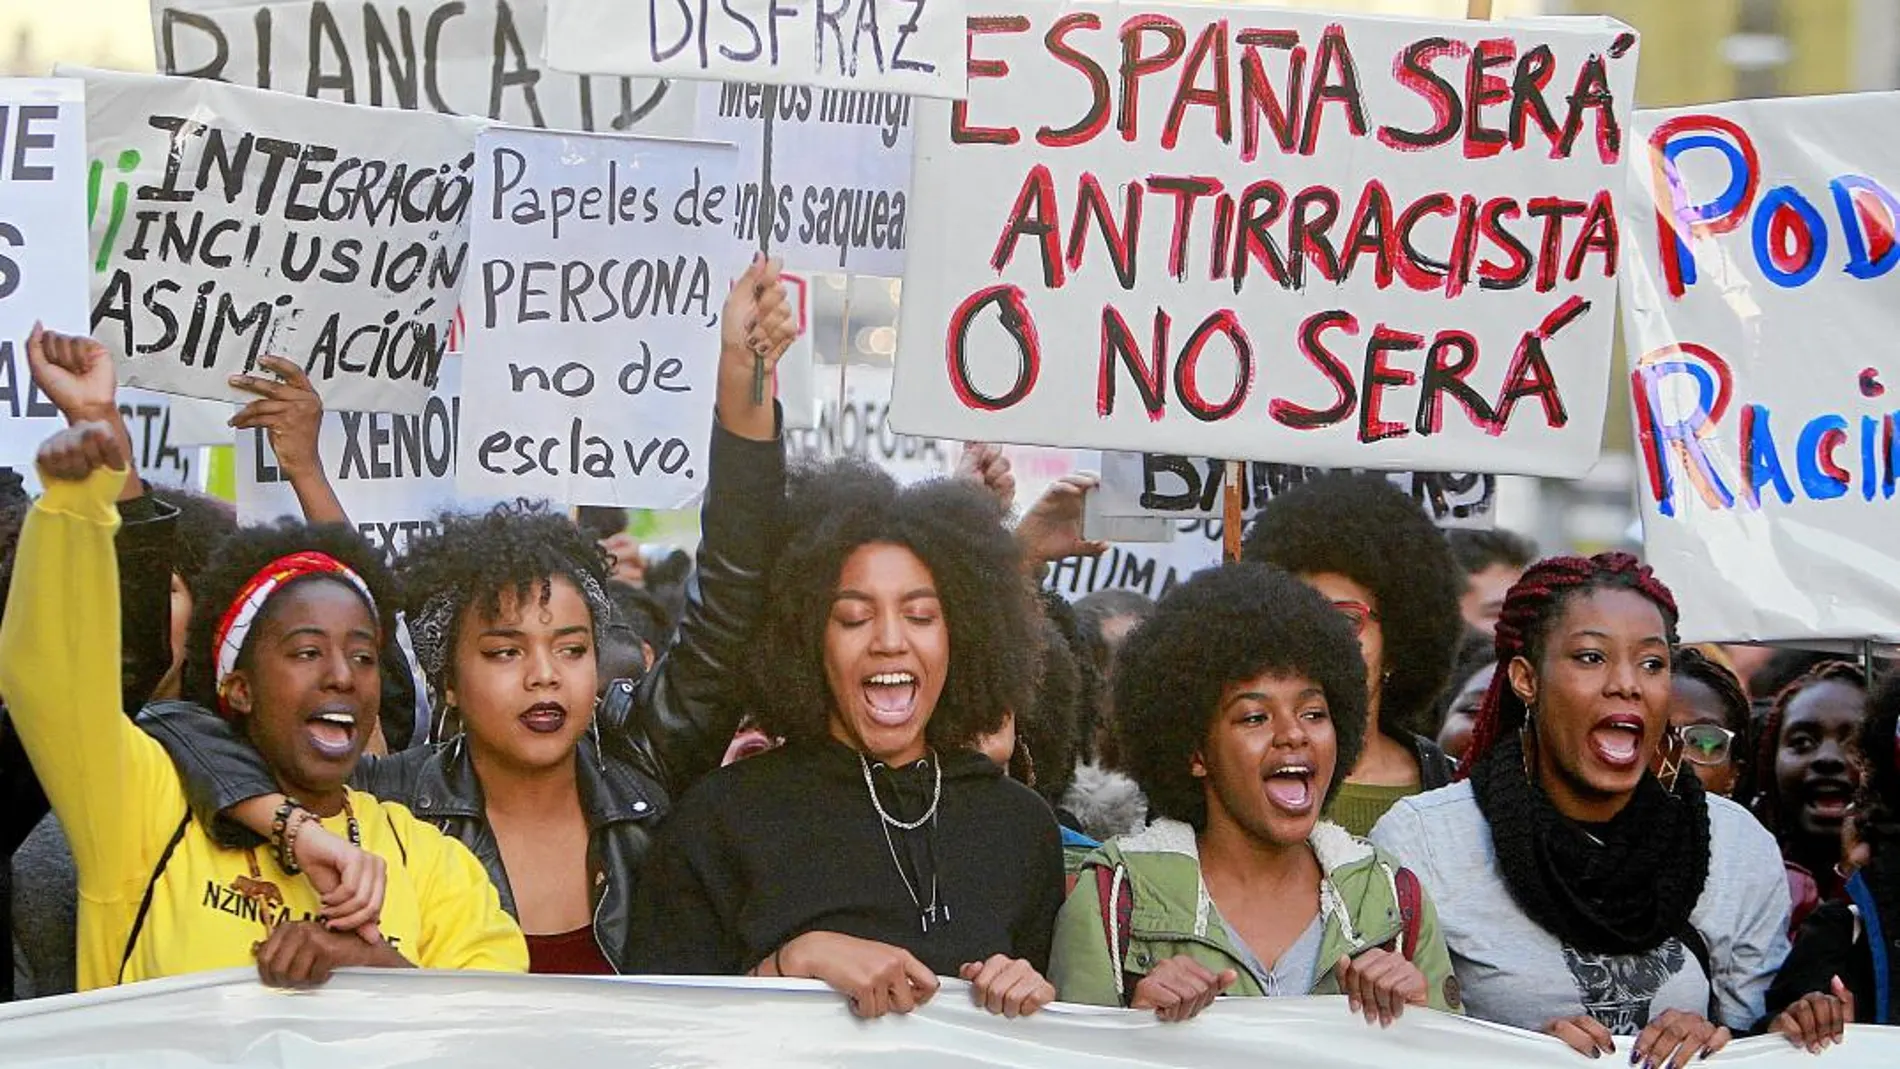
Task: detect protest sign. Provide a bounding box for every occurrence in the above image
[20,969,1883,1069]
[457,128,742,508]
[696,82,912,276]
[1045,516,1219,602]
[776,271,817,430]
[787,364,955,483]
[1622,93,1900,643]
[1096,452,1496,528]
[891,4,1637,478]
[0,80,90,464]
[239,359,464,555]
[70,66,485,414]
[151,0,693,137]
[544,0,966,99]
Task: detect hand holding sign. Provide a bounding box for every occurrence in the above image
[1015,473,1108,575]
[717,254,799,442]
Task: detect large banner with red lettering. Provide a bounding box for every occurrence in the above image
[1622,94,1900,643]
[889,4,1637,477]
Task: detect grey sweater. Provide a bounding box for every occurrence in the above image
[1371,781,1790,1034]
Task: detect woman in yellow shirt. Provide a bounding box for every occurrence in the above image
[0,332,527,989]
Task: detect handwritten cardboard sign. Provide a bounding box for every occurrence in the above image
[1623,93,1900,642]
[891,3,1637,478]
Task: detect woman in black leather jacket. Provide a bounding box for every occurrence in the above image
[138,257,796,973]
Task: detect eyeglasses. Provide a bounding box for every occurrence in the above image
[1669,724,1736,767]
[1330,600,1381,637]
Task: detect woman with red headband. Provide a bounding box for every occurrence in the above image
[1370,554,1840,1063]
[0,338,526,990]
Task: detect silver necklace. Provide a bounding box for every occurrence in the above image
[859,750,947,932]
[858,750,942,829]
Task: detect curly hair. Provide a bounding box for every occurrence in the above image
[1854,672,1900,859]
[1012,616,1080,806]
[1747,661,1867,837]
[1113,563,1369,832]
[1242,471,1463,740]
[182,521,399,709]
[400,501,613,697]
[1459,553,1680,776]
[151,486,237,592]
[755,459,1041,751]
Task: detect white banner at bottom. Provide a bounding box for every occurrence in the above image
[0,969,1891,1067]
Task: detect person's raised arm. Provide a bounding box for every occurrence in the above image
[630,256,795,791]
[229,355,349,527]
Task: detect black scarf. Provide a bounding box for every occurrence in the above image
[1470,730,1711,955]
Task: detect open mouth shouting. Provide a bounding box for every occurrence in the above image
[1587,713,1646,770]
[1262,761,1317,816]
[520,701,569,735]
[863,671,920,727]
[305,706,360,761]
[1803,778,1855,823]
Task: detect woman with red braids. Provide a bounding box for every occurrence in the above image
[1371,554,1842,1063]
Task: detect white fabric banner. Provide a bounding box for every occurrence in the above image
[150,0,694,137]
[891,4,1637,478]
[545,0,967,99]
[1621,93,1900,643]
[0,79,90,473]
[69,66,485,414]
[456,127,743,508]
[695,82,913,277]
[238,359,467,555]
[13,969,1887,1069]
[1096,452,1497,529]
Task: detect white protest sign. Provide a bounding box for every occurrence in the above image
[458,128,742,508]
[1097,452,1497,529]
[1622,94,1900,643]
[0,80,89,467]
[70,66,485,413]
[1045,516,1219,602]
[545,0,966,98]
[162,395,238,446]
[891,4,1637,478]
[786,364,955,483]
[239,359,464,555]
[151,0,693,137]
[696,82,912,276]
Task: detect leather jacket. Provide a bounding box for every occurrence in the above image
[140,417,784,972]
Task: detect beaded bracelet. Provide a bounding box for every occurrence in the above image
[269,799,302,872]
[280,809,316,876]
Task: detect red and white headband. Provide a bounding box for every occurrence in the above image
[212,551,377,716]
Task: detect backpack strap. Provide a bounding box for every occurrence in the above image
[118,810,192,985]
[1845,871,1891,1026]
[1091,863,1136,1006]
[1393,865,1423,962]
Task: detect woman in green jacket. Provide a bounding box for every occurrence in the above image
[1050,564,1461,1024]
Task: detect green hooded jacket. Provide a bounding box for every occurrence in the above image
[1050,818,1463,1013]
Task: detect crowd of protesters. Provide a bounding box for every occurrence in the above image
[2,251,1895,1059]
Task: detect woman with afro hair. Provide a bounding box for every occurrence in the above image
[136,256,800,976]
[630,459,1066,1022]
[0,412,526,988]
[1242,472,1465,836]
[1371,554,1837,1061]
[1767,671,1900,1028]
[1050,564,1459,1024]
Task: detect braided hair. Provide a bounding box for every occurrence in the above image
[1458,552,1680,778]
[1747,660,1867,837]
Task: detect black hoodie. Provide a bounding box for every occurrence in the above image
[630,737,1064,977]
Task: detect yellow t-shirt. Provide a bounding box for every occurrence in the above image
[0,468,528,989]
